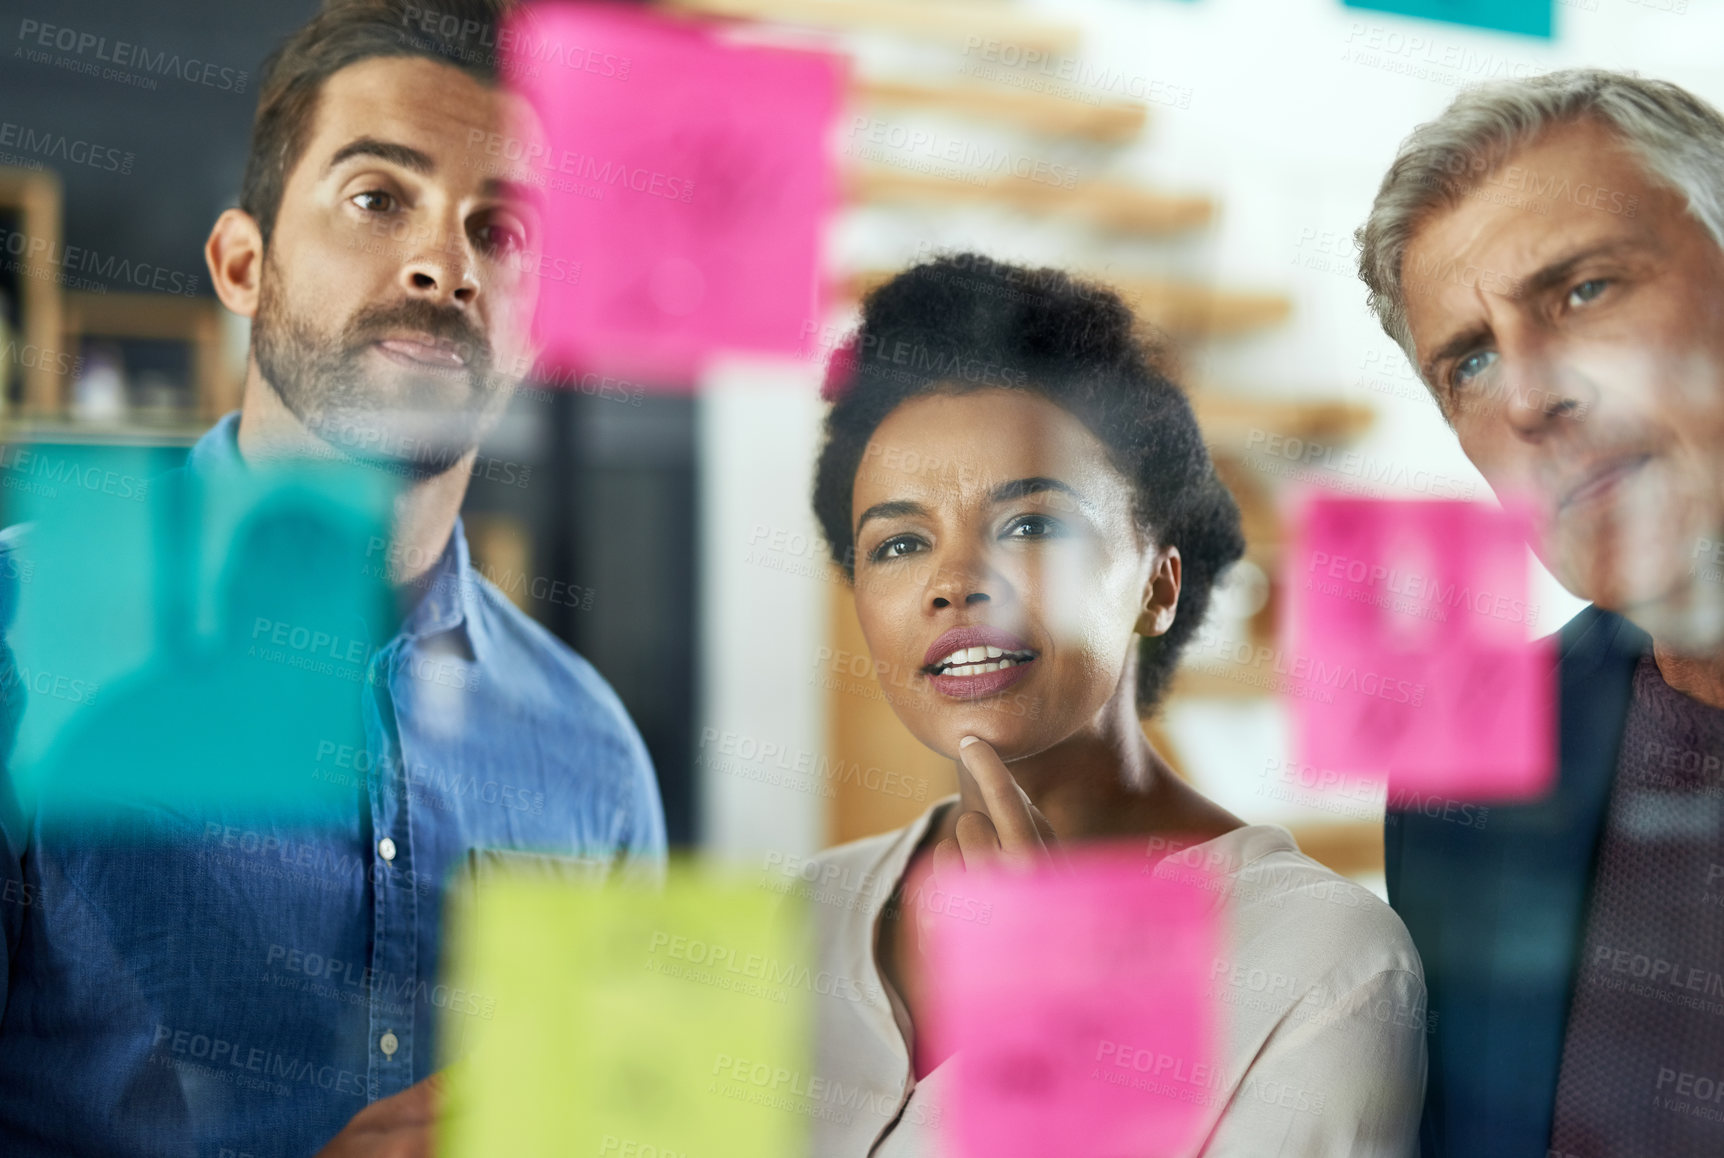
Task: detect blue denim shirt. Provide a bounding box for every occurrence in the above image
[0,413,667,1156]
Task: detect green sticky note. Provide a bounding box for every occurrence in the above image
[440,864,812,1158]
[1343,0,1553,38]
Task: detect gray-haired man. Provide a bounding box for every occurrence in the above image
[1358,70,1724,1157]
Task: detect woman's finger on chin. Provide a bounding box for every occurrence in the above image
[953,809,1002,871]
[957,737,1043,857]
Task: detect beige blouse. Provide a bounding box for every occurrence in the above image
[796,797,1427,1157]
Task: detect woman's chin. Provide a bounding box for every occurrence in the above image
[927,719,1037,764]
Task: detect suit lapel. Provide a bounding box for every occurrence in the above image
[1466,607,1643,1151]
[1394,607,1644,1155]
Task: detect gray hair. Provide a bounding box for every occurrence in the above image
[1356,68,1724,366]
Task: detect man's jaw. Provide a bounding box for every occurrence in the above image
[1547,453,1724,650]
[302,403,485,482]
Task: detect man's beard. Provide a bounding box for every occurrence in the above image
[252,263,511,481]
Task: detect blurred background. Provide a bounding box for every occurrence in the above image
[2,0,1707,892]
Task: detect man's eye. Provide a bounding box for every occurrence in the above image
[475,221,528,257]
[351,190,396,213]
[1568,278,1609,307]
[1449,350,1497,391]
[868,535,923,562]
[1003,515,1061,540]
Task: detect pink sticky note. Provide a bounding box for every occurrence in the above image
[926,845,1218,1158]
[1284,496,1556,802]
[505,5,843,384]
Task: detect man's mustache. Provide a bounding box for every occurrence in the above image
[343,300,493,371]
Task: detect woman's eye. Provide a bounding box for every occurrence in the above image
[1568,278,1609,307]
[351,190,396,213]
[1449,349,1497,391]
[869,535,924,562]
[1003,514,1062,540]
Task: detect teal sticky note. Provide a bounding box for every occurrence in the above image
[1343,0,1553,38]
[1,447,396,818]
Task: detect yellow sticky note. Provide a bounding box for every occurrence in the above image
[440,863,811,1158]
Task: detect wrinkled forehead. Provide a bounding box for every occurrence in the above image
[301,55,546,191]
[1400,123,1679,362]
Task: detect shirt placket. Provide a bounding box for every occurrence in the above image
[364,638,419,1101]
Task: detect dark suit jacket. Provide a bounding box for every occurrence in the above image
[1385,605,1649,1157]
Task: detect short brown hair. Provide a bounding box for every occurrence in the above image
[240,0,519,246]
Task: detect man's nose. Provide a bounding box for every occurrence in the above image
[1498,332,1588,439]
[399,224,479,307]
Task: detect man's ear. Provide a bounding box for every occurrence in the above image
[1135,547,1182,637]
[205,208,264,319]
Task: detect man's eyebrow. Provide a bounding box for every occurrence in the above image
[480,175,545,213]
[854,499,928,537]
[991,476,1094,514]
[1519,238,1637,299]
[1421,324,1492,388]
[1417,239,1639,385]
[325,137,434,176]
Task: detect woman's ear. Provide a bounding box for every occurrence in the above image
[205,208,264,320]
[1135,547,1181,637]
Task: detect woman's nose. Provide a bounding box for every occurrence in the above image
[927,549,996,610]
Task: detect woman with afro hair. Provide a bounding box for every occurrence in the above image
[800,253,1425,1156]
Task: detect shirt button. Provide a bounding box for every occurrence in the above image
[379,1031,399,1057]
[378,837,397,862]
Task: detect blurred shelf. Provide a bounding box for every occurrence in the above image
[856,76,1148,143]
[61,291,238,421]
[843,267,1290,339]
[1192,393,1375,449]
[848,167,1213,235]
[0,417,208,446]
[62,291,217,342]
[1109,274,1290,337]
[0,167,64,416]
[1199,395,1377,561]
[664,0,1080,54]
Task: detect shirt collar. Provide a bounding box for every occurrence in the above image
[401,516,488,662]
[189,411,487,661]
[187,410,245,476]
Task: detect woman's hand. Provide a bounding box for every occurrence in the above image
[899,736,1059,1069]
[931,735,1058,878]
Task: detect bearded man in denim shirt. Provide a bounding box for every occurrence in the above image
[0,2,666,1155]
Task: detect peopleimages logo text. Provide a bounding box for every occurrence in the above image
[0,228,199,296]
[16,20,249,91]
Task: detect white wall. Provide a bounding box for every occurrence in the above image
[696,360,831,860]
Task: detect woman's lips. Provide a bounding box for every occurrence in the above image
[921,625,1039,700]
[922,625,1035,669]
[928,657,1034,700]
